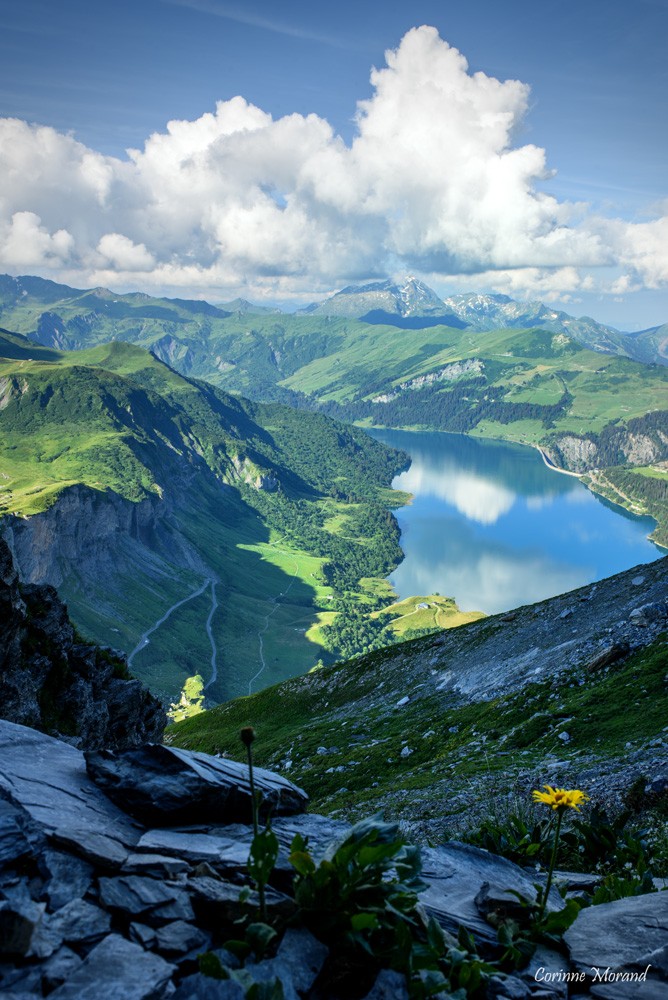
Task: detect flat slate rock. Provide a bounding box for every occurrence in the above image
[0,721,141,849]
[154,918,210,956]
[137,828,251,864]
[51,828,129,869]
[151,813,350,868]
[99,875,194,924]
[40,849,94,910]
[275,928,329,994]
[418,842,563,948]
[85,743,309,825]
[49,933,176,999]
[41,946,83,992]
[564,890,668,974]
[173,974,245,999]
[362,969,410,1000]
[47,898,111,945]
[0,796,36,864]
[591,982,668,1000]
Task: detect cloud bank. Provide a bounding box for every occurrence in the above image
[0,26,665,303]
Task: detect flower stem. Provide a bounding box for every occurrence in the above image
[541,808,563,918]
[246,742,259,839]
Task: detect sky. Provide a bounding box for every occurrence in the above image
[0,0,666,328]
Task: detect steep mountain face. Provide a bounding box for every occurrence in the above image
[623,321,668,365]
[170,556,668,840]
[299,279,665,363]
[0,333,407,704]
[301,277,463,327]
[439,292,636,357]
[0,536,165,748]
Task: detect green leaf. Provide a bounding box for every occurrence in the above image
[224,939,252,960]
[248,826,280,887]
[246,922,278,958]
[350,911,380,932]
[419,969,451,996]
[198,952,229,980]
[289,832,307,854]
[247,977,285,1000]
[540,898,581,936]
[289,850,316,876]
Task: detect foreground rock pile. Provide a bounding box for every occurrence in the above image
[0,537,165,749]
[1,720,666,999]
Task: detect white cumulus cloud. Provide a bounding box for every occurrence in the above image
[0,26,665,303]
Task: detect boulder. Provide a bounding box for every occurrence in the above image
[48,933,176,999]
[585,643,630,673]
[419,842,563,948]
[564,890,668,993]
[0,720,141,850]
[85,743,309,825]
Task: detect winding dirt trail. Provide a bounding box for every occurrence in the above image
[128,578,219,690]
[246,548,301,696]
[203,582,219,690]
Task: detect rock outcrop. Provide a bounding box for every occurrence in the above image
[85,744,309,825]
[1,720,665,999]
[0,537,165,749]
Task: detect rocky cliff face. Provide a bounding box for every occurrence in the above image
[0,537,165,749]
[1,483,205,590]
[550,414,668,474]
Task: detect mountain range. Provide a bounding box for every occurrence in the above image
[306,277,668,363]
[1,273,666,366]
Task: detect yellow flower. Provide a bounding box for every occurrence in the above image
[532,785,589,811]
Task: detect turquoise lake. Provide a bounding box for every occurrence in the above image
[368,428,664,615]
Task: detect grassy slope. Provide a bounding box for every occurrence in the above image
[373,595,484,638]
[0,332,411,703]
[168,600,668,835]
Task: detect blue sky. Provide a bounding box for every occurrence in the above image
[0,0,666,327]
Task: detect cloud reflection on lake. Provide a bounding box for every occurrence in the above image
[368,428,662,615]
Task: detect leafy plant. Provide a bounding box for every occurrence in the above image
[564,806,650,873]
[466,809,553,867]
[494,893,582,968]
[289,818,499,998]
[289,816,423,959]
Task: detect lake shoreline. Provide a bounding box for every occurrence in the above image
[366,426,664,616]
